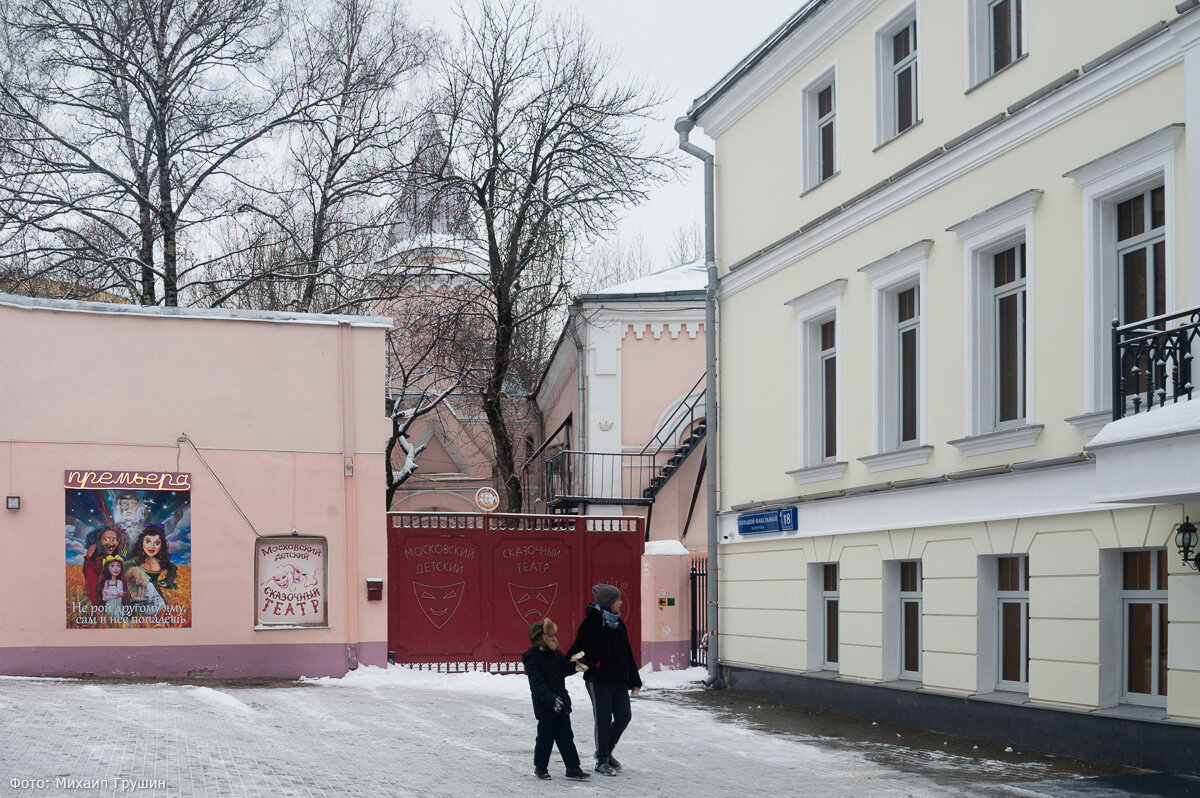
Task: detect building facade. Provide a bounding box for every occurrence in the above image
[683,0,1200,769]
[0,293,390,678]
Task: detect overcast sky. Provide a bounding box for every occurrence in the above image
[405,0,800,273]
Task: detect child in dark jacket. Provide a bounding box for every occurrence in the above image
[522,618,591,781]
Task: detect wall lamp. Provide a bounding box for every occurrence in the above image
[1175,516,1198,570]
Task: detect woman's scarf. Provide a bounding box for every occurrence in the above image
[601,607,621,629]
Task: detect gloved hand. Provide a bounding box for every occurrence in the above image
[553,696,568,715]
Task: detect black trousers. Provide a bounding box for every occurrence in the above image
[586,681,631,761]
[533,713,580,770]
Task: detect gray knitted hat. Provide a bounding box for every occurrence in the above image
[592,583,621,610]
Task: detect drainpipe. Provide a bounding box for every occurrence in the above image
[567,305,588,515]
[675,116,722,689]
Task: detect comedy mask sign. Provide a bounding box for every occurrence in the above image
[255,537,328,627]
[65,470,192,629]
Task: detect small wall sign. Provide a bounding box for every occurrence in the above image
[475,487,501,512]
[736,507,798,535]
[255,536,328,628]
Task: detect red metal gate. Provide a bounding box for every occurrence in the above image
[387,512,643,670]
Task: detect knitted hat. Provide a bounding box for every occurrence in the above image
[527,617,558,647]
[591,583,620,610]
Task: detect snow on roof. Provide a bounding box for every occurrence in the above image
[1087,395,1200,449]
[0,291,393,327]
[580,260,707,301]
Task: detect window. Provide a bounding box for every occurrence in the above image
[967,0,1026,88]
[858,241,931,471]
[996,555,1029,689]
[802,67,838,190]
[992,243,1027,427]
[1064,126,1179,421]
[899,560,922,678]
[897,288,920,443]
[787,279,846,482]
[1122,550,1167,705]
[819,320,837,462]
[823,563,839,669]
[948,190,1042,453]
[875,7,919,145]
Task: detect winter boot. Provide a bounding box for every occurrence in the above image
[534,768,551,780]
[607,754,622,771]
[594,758,617,776]
[565,767,591,780]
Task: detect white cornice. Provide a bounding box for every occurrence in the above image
[1062,124,1183,189]
[695,0,883,138]
[785,278,847,316]
[947,189,1043,244]
[718,30,1184,300]
[858,239,933,285]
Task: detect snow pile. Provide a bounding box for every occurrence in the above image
[588,260,706,297]
[644,539,690,556]
[639,665,708,691]
[1088,395,1200,448]
[181,685,255,715]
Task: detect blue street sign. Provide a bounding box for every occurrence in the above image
[737,507,798,535]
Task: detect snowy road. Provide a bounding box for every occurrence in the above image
[0,667,1146,797]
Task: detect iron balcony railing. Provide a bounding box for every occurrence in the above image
[1112,307,1199,420]
[542,450,659,508]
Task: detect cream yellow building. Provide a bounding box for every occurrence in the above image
[682,0,1200,770]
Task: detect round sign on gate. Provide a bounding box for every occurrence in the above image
[475,486,500,512]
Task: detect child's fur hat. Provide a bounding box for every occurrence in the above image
[527,617,558,647]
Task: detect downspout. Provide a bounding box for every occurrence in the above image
[675,117,722,689]
[567,305,588,515]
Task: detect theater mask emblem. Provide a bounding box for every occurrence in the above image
[413,581,465,629]
[508,583,558,625]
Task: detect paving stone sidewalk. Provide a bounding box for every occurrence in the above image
[0,670,1164,798]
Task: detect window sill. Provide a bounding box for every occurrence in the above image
[801,171,841,197]
[948,424,1043,456]
[1092,703,1167,721]
[787,461,848,485]
[971,689,1030,706]
[965,52,1029,95]
[1065,410,1111,437]
[858,445,934,472]
[873,119,923,153]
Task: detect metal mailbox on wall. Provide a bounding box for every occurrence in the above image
[387,513,643,666]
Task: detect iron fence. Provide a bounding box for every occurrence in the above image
[1111,308,1199,420]
[690,555,708,667]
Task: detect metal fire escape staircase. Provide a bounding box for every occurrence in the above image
[527,374,706,512]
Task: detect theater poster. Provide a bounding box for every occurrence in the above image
[255,536,328,628]
[65,470,192,629]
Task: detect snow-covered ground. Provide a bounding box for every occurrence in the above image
[0,665,1128,797]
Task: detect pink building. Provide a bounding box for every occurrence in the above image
[528,262,709,669]
[0,292,390,678]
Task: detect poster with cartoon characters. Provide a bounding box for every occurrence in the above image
[65,470,192,629]
[255,537,328,627]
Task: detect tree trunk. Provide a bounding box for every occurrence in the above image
[483,289,521,511]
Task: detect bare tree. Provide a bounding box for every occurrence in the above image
[0,0,320,305]
[201,0,433,313]
[415,0,674,510]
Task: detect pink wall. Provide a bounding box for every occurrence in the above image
[0,297,390,678]
[619,324,706,446]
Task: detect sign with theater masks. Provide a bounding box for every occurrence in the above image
[255,536,328,628]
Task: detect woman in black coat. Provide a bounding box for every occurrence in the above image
[565,583,642,775]
[522,618,591,781]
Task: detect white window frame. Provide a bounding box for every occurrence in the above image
[1119,549,1168,708]
[995,554,1030,692]
[948,190,1041,447]
[786,279,847,482]
[859,241,931,470]
[874,4,921,147]
[801,63,839,192]
[1064,126,1180,416]
[965,0,1027,90]
[898,560,922,680]
[822,562,840,671]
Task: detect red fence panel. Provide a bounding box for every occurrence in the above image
[387,512,643,668]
